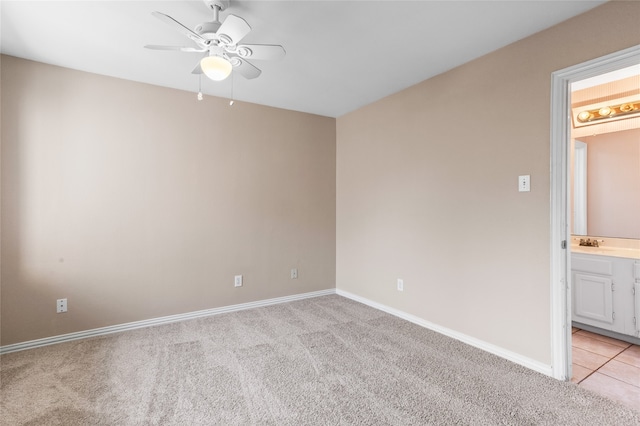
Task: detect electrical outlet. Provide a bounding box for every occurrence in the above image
[291,268,298,279]
[234,275,243,287]
[518,175,531,192]
[57,298,67,313]
[397,279,404,292]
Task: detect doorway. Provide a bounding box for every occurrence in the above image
[550,44,640,381]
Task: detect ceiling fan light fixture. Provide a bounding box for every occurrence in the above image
[200,55,232,81]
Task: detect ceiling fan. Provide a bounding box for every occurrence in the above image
[145,0,285,81]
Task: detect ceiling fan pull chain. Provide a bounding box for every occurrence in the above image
[230,72,235,106]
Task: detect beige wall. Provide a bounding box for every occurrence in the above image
[582,129,640,239]
[1,56,336,345]
[336,1,640,365]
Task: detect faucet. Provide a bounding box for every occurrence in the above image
[579,238,599,247]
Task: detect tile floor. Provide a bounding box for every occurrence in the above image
[571,327,640,410]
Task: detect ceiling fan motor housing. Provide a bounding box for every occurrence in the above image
[195,21,222,39]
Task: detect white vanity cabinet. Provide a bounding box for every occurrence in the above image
[636,262,640,336]
[572,253,639,338]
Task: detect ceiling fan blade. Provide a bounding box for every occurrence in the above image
[232,58,261,80]
[217,15,251,45]
[235,44,286,61]
[145,45,207,53]
[151,11,205,44]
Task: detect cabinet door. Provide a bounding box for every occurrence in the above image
[635,283,640,334]
[574,273,614,325]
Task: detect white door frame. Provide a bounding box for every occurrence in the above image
[549,44,640,380]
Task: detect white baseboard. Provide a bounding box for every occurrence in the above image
[1,287,555,378]
[0,289,336,355]
[336,289,554,378]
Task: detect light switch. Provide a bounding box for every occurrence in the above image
[518,175,530,192]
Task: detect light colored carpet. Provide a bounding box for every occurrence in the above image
[1,295,638,425]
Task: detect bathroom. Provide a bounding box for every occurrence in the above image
[568,64,640,402]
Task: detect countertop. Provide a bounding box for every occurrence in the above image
[571,245,640,259]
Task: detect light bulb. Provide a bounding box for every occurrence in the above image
[577,111,591,122]
[620,103,635,113]
[229,99,234,106]
[200,56,232,81]
[598,106,612,117]
[197,91,203,101]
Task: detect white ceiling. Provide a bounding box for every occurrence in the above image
[1,1,606,117]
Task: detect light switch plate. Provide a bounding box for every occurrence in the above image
[518,175,531,192]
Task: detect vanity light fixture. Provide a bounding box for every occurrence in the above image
[572,95,640,128]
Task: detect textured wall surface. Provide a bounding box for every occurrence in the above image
[1,56,336,345]
[582,129,640,239]
[336,1,640,365]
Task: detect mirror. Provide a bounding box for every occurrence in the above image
[572,128,640,239]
